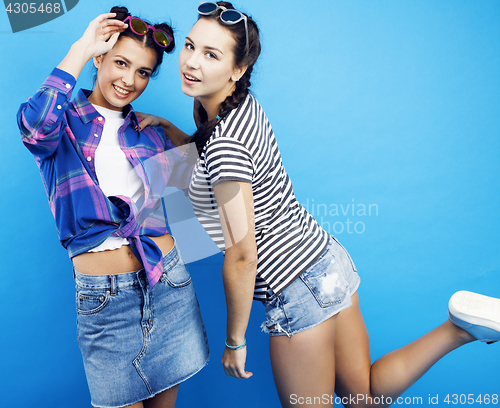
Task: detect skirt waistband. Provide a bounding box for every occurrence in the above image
[74,237,180,290]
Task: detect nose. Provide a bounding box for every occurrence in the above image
[121,71,134,87]
[185,52,200,70]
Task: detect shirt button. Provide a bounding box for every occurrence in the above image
[86,157,92,162]
[98,116,103,121]
[65,83,71,89]
[57,105,62,110]
[94,133,99,138]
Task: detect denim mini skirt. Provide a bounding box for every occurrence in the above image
[261,235,360,337]
[74,240,209,408]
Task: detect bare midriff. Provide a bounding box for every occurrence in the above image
[72,234,174,275]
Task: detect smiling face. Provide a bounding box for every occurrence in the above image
[179,18,246,118]
[89,36,157,111]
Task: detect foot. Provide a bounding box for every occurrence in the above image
[448,291,500,344]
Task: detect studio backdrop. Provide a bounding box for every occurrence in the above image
[0,0,499,407]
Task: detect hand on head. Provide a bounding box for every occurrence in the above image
[79,12,128,59]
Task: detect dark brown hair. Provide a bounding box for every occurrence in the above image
[109,6,175,77]
[191,2,261,154]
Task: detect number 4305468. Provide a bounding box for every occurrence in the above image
[5,3,62,14]
[444,394,499,405]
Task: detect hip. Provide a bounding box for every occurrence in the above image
[72,234,174,275]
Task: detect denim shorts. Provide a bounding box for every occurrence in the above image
[74,240,209,408]
[261,235,360,337]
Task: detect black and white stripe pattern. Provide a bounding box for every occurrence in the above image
[189,94,329,300]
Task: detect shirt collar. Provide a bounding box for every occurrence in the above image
[72,89,139,128]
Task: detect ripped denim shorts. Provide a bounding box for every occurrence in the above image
[261,235,360,337]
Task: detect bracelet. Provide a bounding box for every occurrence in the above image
[225,338,246,350]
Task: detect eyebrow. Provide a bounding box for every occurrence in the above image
[115,55,153,72]
[186,36,224,55]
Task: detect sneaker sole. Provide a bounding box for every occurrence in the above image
[448,291,500,343]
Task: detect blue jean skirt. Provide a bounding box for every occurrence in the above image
[261,235,360,337]
[74,240,209,408]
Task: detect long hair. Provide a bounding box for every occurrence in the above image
[190,2,261,154]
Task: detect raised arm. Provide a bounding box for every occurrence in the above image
[58,12,127,80]
[17,13,127,159]
[213,180,257,379]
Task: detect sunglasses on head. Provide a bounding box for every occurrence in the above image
[197,2,249,55]
[123,16,173,48]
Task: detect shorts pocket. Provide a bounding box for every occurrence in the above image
[299,250,349,307]
[160,259,192,288]
[331,235,357,272]
[76,290,110,315]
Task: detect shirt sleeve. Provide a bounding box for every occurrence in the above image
[16,67,76,160]
[204,137,254,185]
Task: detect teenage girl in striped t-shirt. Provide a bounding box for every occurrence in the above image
[143,2,500,406]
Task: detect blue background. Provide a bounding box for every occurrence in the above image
[1,0,499,406]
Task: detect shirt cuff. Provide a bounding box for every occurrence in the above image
[41,67,77,95]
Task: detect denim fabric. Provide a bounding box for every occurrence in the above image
[74,241,209,408]
[261,235,360,337]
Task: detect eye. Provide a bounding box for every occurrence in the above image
[185,42,194,51]
[206,51,217,60]
[116,60,126,67]
[138,70,151,78]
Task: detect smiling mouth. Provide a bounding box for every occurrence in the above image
[184,73,200,82]
[113,84,131,95]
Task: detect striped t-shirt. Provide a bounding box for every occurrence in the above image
[189,93,329,300]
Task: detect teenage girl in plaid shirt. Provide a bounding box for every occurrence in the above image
[18,8,208,408]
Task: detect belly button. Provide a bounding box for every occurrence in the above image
[128,252,134,258]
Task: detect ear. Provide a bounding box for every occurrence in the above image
[93,55,103,69]
[231,65,248,82]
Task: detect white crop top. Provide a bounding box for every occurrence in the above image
[88,105,145,252]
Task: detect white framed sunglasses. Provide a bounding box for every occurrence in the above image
[197,2,249,55]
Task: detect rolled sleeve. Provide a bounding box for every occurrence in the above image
[17,68,77,159]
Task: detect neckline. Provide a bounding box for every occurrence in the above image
[91,103,125,119]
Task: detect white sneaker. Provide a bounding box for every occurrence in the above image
[448,291,500,344]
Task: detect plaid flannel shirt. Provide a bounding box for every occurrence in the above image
[17,68,187,287]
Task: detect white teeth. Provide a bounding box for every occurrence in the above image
[185,74,199,81]
[113,85,131,95]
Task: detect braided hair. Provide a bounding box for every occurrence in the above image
[109,6,175,77]
[190,1,261,154]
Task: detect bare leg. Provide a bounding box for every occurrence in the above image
[268,291,476,408]
[269,315,337,408]
[126,403,143,408]
[144,385,179,408]
[96,384,179,408]
[334,292,475,407]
